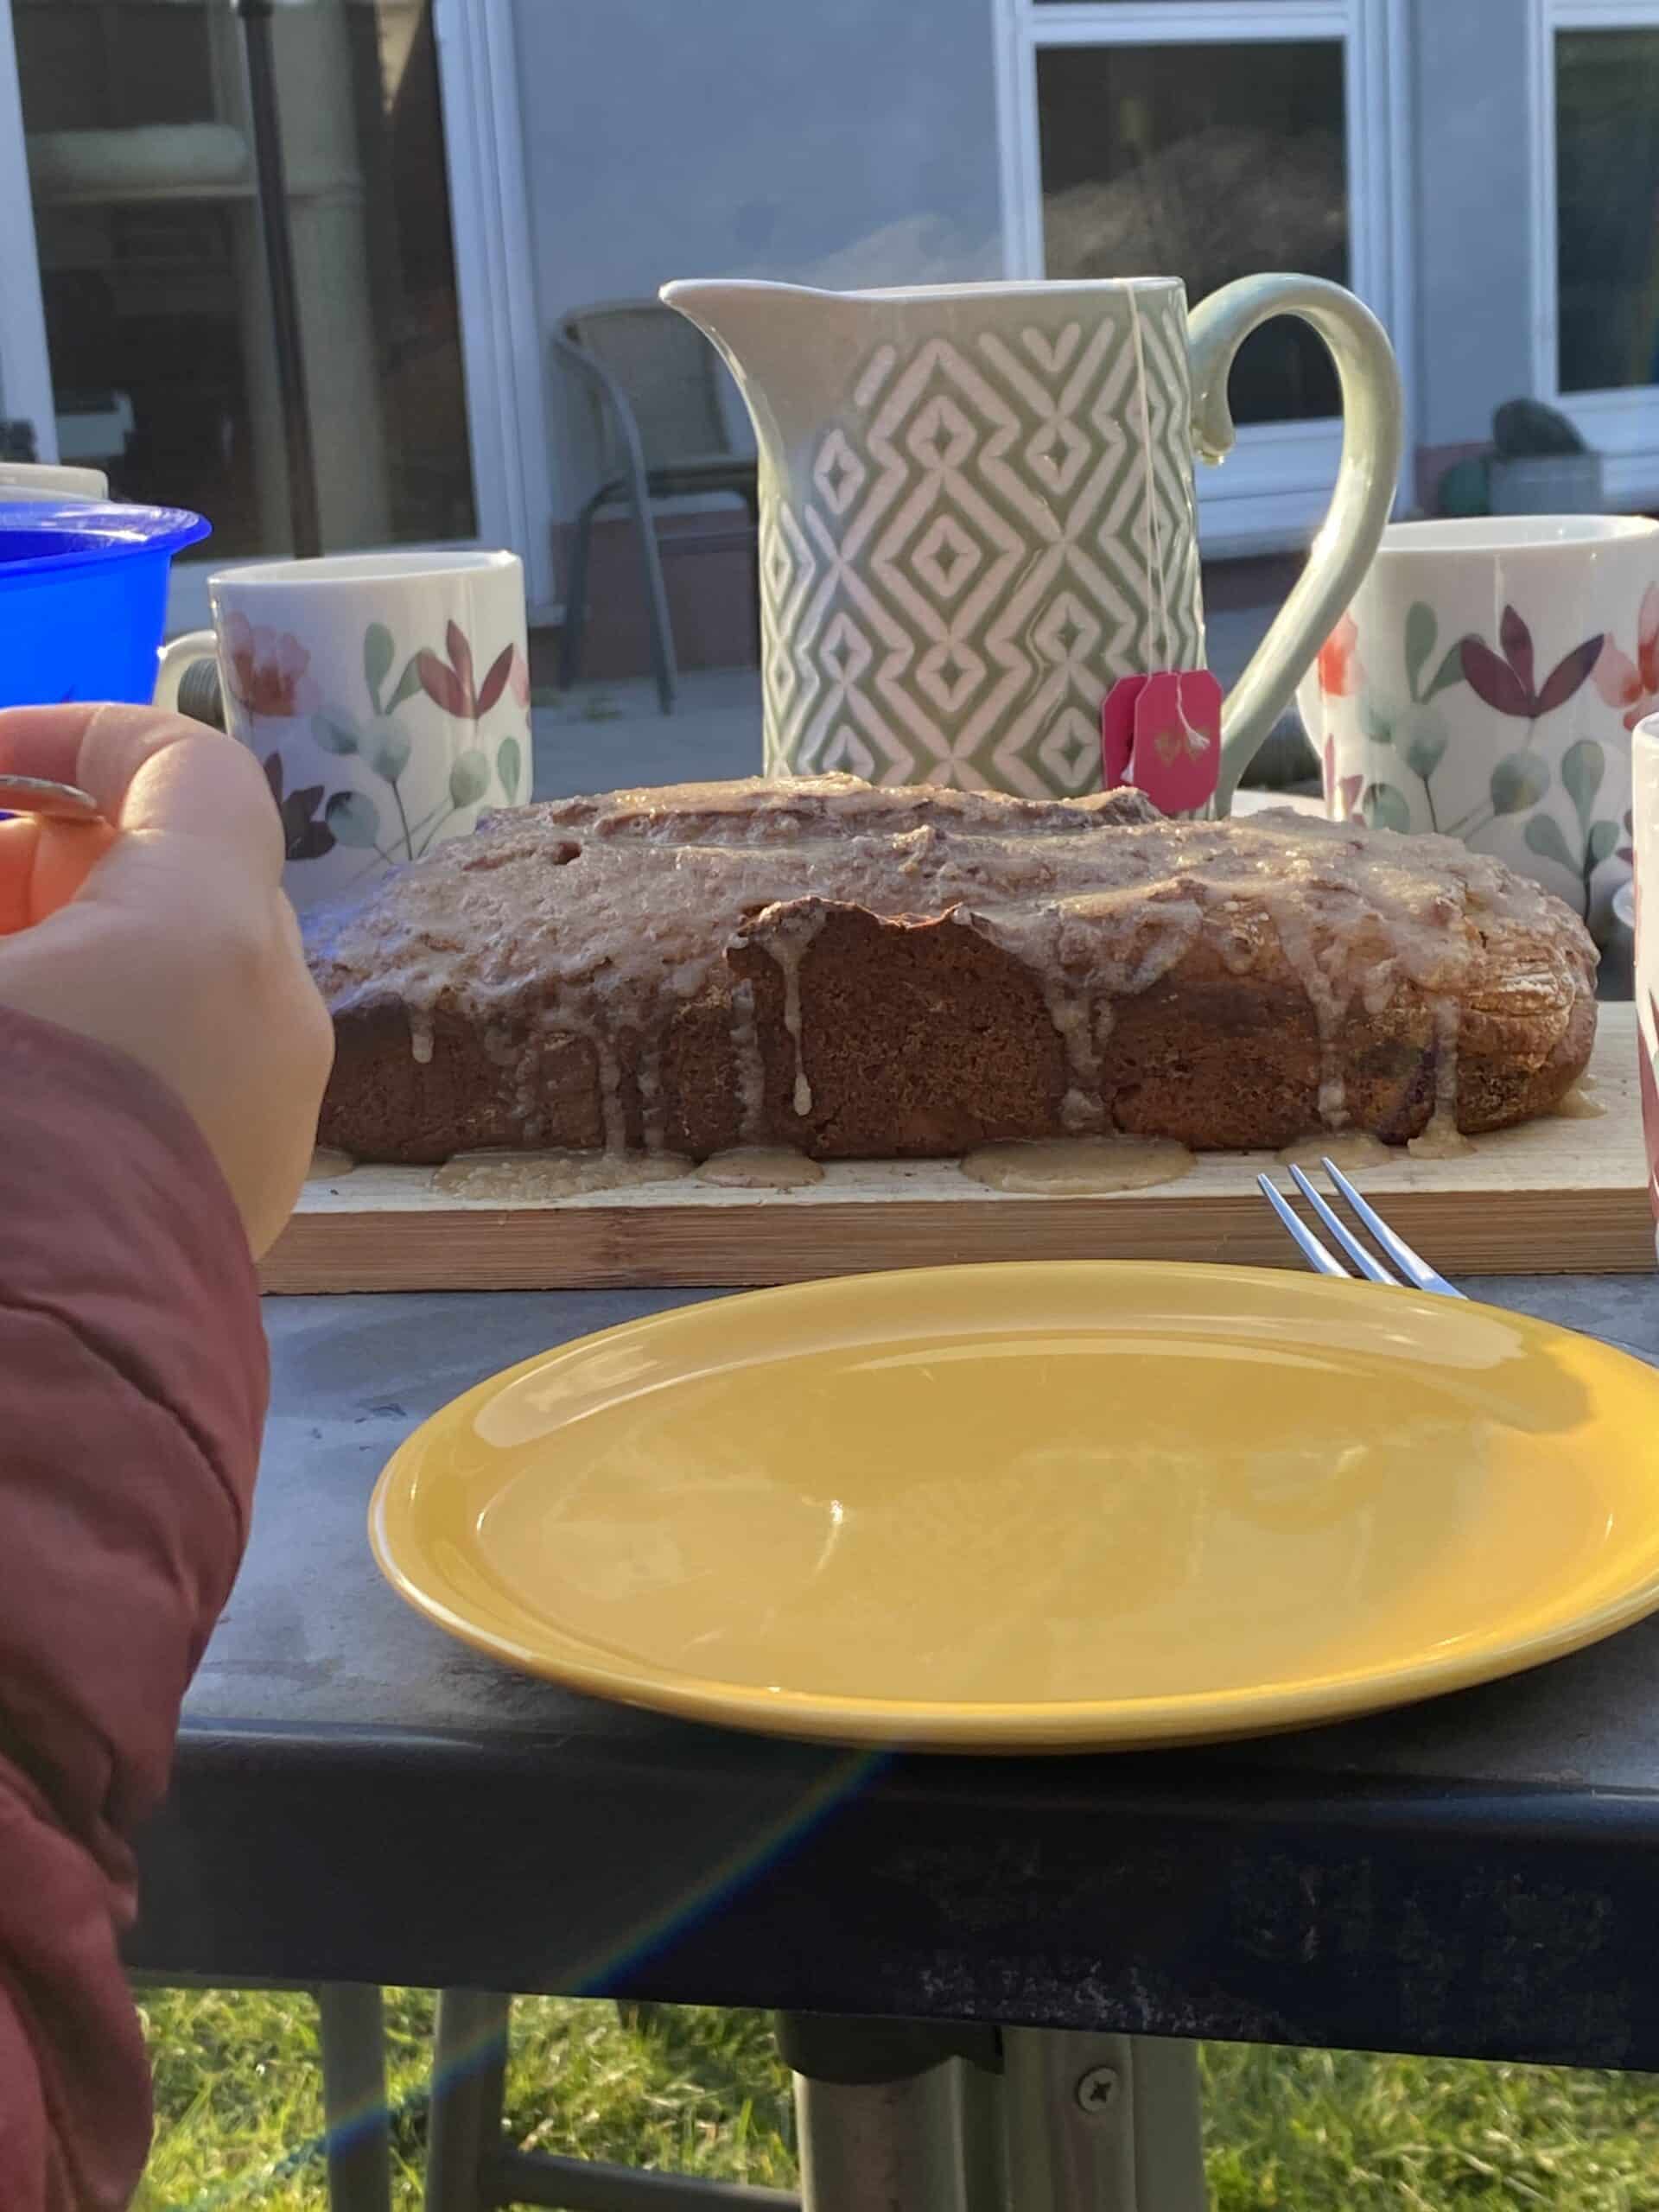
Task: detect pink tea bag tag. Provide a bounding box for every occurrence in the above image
[1101,674,1148,787]
[1103,670,1222,816]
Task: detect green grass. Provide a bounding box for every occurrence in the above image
[134,1987,1659,2210]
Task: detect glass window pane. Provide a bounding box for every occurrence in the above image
[12,0,475,557]
[1555,28,1659,395]
[1036,40,1348,423]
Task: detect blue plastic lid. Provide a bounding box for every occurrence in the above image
[0,501,210,576]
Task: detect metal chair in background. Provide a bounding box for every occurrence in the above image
[552,302,760,717]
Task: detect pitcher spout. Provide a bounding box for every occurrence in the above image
[660,279,870,455]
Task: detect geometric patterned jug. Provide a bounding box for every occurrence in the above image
[663,274,1402,810]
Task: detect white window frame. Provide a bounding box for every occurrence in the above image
[0,0,53,455]
[1530,0,1659,506]
[991,0,1413,557]
[0,0,557,630]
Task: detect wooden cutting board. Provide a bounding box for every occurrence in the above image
[262,1003,1649,1293]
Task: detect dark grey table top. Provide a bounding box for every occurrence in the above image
[130,1274,1659,2070]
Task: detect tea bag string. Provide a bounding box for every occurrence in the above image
[1126,286,1173,674]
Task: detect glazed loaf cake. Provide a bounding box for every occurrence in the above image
[305,774,1598,1164]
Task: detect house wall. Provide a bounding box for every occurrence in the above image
[1408,0,1537,502]
[512,0,1004,514]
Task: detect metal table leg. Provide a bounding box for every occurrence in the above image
[784,2016,1205,2212]
[793,2061,983,2212]
[1001,2032,1207,2212]
[958,2053,1008,2212]
[316,1982,394,2212]
[423,1989,512,2212]
[780,2012,1003,2212]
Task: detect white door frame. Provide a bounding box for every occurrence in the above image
[988,0,1414,556]
[0,0,555,631]
[434,0,557,620]
[1529,0,1659,506]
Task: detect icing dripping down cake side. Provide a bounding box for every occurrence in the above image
[302,774,1599,1166]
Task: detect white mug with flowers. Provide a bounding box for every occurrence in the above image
[162,548,531,909]
[1298,517,1658,939]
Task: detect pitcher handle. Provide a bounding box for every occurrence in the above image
[1187,274,1403,812]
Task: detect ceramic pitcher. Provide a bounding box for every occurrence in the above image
[663,275,1402,810]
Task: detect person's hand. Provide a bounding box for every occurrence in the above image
[0,702,334,1256]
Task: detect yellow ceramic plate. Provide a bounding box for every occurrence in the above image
[369,1263,1659,1751]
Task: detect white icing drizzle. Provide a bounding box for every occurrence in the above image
[961,1135,1193,1195]
[695,1146,824,1191]
[433,1148,689,1202]
[1552,1078,1605,1120]
[591,1024,628,1154]
[764,912,823,1119]
[1261,891,1353,1129]
[728,975,768,1144]
[636,1033,667,1153]
[1042,976,1106,1135]
[1408,997,1473,1158]
[409,1010,434,1065]
[1276,1130,1392,1172]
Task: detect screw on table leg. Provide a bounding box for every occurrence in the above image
[1001,2031,1208,2211]
[316,1982,393,2212]
[423,1989,511,2212]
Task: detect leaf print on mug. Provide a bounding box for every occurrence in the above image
[325,790,382,850]
[1490,752,1552,816]
[1459,607,1605,721]
[1357,686,1451,829]
[448,748,491,809]
[1523,814,1577,874]
[1592,582,1659,732]
[366,721,411,783]
[1360,782,1411,833]
[1528,735,1627,918]
[263,752,336,861]
[363,621,396,714]
[310,706,418,856]
[1561,736,1605,823]
[1402,601,1465,706]
[416,621,526,722]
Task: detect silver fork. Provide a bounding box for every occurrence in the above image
[1256,1157,1464,1300]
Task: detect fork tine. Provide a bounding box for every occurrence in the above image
[1256,1173,1351,1279]
[1287,1165,1395,1284]
[1320,1157,1465,1300]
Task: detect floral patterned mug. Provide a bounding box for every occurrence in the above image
[155,549,531,909]
[1298,517,1657,939]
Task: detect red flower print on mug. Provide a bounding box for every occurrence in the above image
[223,611,320,719]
